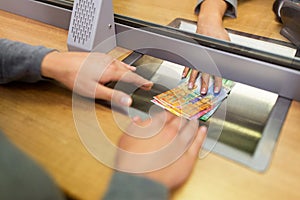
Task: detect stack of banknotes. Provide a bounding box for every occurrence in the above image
[151,76,235,121]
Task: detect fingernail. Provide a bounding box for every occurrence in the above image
[182,72,186,77]
[201,87,206,94]
[120,96,132,106]
[200,125,207,132]
[143,82,153,89]
[214,87,220,94]
[132,116,141,122]
[145,81,153,87]
[188,82,193,90]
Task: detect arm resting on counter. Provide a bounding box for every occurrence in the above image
[0,38,54,83]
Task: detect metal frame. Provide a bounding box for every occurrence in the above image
[115,22,300,101]
[67,0,116,52]
[1,0,299,101]
[0,0,71,29]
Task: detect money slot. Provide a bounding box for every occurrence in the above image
[118,53,290,172]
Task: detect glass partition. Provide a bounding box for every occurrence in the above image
[34,0,299,69]
[112,0,299,60]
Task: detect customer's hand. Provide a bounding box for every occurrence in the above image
[117,112,207,190]
[183,0,230,94]
[41,52,153,106]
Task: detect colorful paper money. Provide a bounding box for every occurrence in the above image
[151,76,235,121]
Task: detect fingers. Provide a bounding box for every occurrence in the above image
[133,111,179,129]
[162,112,182,125]
[188,126,207,157]
[175,120,207,159]
[130,112,187,142]
[200,73,210,94]
[183,68,222,95]
[95,84,133,106]
[131,115,143,123]
[119,60,137,72]
[182,67,190,78]
[213,76,222,94]
[188,70,199,90]
[110,61,153,91]
[123,71,153,90]
[178,119,199,144]
[165,115,188,139]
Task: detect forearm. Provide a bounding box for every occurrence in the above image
[0,39,55,84]
[195,0,237,18]
[40,51,73,81]
[195,0,231,41]
[197,0,228,28]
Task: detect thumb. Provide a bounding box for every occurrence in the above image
[188,126,207,157]
[95,84,133,107]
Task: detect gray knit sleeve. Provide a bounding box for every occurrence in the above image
[0,131,66,200]
[195,0,238,18]
[0,39,55,84]
[102,172,169,200]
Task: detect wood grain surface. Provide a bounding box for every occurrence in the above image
[1,0,299,199]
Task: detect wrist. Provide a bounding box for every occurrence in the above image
[197,0,228,33]
[198,0,228,21]
[41,51,62,80]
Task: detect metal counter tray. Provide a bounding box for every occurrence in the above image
[112,55,291,172]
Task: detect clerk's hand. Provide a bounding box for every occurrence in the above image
[182,15,228,94]
[182,69,223,94]
[183,0,230,94]
[117,112,207,190]
[41,52,153,106]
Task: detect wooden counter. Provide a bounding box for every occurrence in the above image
[113,0,289,41]
[1,0,300,199]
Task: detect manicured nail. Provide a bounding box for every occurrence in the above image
[201,87,206,94]
[214,87,220,94]
[120,96,132,106]
[182,72,186,77]
[125,64,136,71]
[188,82,193,90]
[142,82,153,90]
[130,66,137,71]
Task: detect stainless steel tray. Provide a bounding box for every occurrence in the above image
[117,54,291,172]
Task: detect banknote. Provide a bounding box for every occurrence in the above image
[198,79,235,121]
[151,75,235,121]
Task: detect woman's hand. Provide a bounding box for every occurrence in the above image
[41,51,153,106]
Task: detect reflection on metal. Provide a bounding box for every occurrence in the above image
[208,118,262,155]
[123,54,291,172]
[209,82,278,155]
[35,0,74,9]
